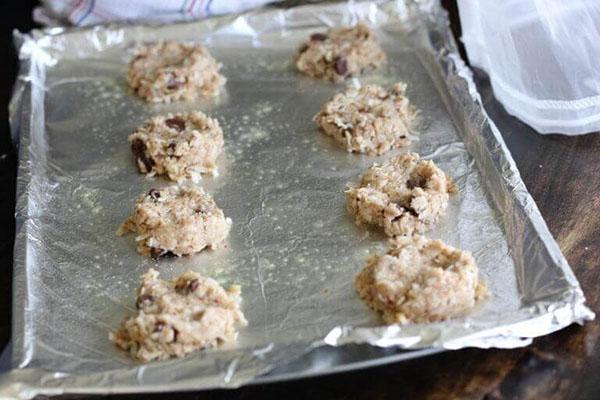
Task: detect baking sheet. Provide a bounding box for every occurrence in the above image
[2,0,594,398]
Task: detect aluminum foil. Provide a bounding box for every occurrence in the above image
[2,0,594,398]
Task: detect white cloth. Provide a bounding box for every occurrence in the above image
[458,0,600,135]
[34,0,281,27]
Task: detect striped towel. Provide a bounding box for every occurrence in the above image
[34,0,282,26]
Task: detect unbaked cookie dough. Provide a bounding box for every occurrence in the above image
[128,41,225,103]
[129,111,223,182]
[295,23,386,82]
[111,268,246,362]
[346,152,455,236]
[314,83,417,155]
[355,235,486,324]
[118,186,231,258]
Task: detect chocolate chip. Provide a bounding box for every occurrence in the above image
[131,138,146,157]
[194,310,205,320]
[148,188,160,200]
[405,206,419,217]
[194,208,205,214]
[136,294,154,309]
[150,247,176,259]
[407,176,427,189]
[167,142,180,159]
[132,139,154,172]
[138,155,155,173]
[310,33,328,41]
[334,57,348,76]
[165,117,186,131]
[188,279,200,292]
[150,247,164,259]
[153,322,177,341]
[166,74,185,90]
[298,44,309,54]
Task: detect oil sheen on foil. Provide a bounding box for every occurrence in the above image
[2,0,593,398]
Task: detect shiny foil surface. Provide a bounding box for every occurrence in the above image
[2,1,594,398]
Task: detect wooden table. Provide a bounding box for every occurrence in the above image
[1,1,598,399]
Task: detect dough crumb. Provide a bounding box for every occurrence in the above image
[111,268,246,362]
[118,186,231,257]
[128,111,223,182]
[314,83,417,155]
[128,41,225,103]
[346,152,453,236]
[355,235,486,324]
[295,23,385,82]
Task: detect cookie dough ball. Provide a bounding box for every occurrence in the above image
[346,152,454,236]
[111,268,246,362]
[295,22,386,82]
[128,41,225,103]
[314,83,417,155]
[118,186,231,258]
[129,111,223,182]
[356,235,485,324]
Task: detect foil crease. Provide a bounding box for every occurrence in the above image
[2,1,594,398]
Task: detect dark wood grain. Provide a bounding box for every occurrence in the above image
[1,1,599,399]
